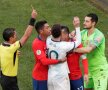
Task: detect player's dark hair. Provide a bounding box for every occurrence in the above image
[35,20,47,33]
[51,24,61,38]
[86,13,98,24]
[3,28,15,41]
[61,25,70,34]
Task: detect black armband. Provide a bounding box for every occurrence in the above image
[29,18,36,26]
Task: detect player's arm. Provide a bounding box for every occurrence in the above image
[74,35,103,53]
[80,54,89,84]
[74,45,96,53]
[80,54,88,75]
[35,47,65,65]
[40,56,66,65]
[19,9,37,46]
[71,17,81,48]
[64,17,81,52]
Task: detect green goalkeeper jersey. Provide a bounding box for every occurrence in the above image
[81,28,108,71]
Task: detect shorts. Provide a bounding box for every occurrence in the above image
[70,77,84,90]
[84,68,108,90]
[33,78,47,90]
[0,73,19,90]
[48,76,70,90]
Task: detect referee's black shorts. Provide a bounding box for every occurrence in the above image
[0,73,19,90]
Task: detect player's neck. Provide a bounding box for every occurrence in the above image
[52,37,61,42]
[39,35,47,41]
[87,27,95,36]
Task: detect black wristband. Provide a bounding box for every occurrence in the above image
[29,18,36,26]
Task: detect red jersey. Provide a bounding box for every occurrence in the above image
[67,44,88,80]
[32,37,59,80]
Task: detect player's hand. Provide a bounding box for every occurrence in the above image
[31,9,37,19]
[69,30,76,40]
[84,74,89,85]
[17,50,21,56]
[59,57,67,63]
[73,16,80,28]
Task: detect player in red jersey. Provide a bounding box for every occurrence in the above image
[32,20,65,90]
[61,25,89,90]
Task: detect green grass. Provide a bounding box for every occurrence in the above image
[0,0,108,90]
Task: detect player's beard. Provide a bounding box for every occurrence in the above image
[83,26,92,30]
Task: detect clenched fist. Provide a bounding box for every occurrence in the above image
[73,16,80,28]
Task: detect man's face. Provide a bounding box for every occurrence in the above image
[10,31,17,43]
[61,29,69,41]
[42,23,51,37]
[83,16,95,29]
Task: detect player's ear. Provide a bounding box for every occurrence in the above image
[39,29,43,34]
[9,36,14,43]
[92,21,96,26]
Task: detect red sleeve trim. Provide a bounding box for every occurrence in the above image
[82,59,88,75]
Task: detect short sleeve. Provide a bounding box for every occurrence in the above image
[11,41,21,51]
[93,35,104,47]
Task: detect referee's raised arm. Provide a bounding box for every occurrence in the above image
[20,9,37,46]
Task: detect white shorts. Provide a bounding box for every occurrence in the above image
[48,76,70,90]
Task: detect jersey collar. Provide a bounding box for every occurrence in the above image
[2,42,10,47]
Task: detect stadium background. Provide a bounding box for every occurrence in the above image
[0,0,108,90]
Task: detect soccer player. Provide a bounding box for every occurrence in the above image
[32,20,66,90]
[0,9,37,90]
[61,25,88,90]
[74,13,108,90]
[46,17,81,90]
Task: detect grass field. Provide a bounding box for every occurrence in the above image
[0,0,108,90]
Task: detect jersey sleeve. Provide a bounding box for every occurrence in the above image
[81,54,88,75]
[33,44,59,65]
[74,27,81,48]
[93,34,104,47]
[10,41,21,52]
[82,58,88,75]
[77,44,83,56]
